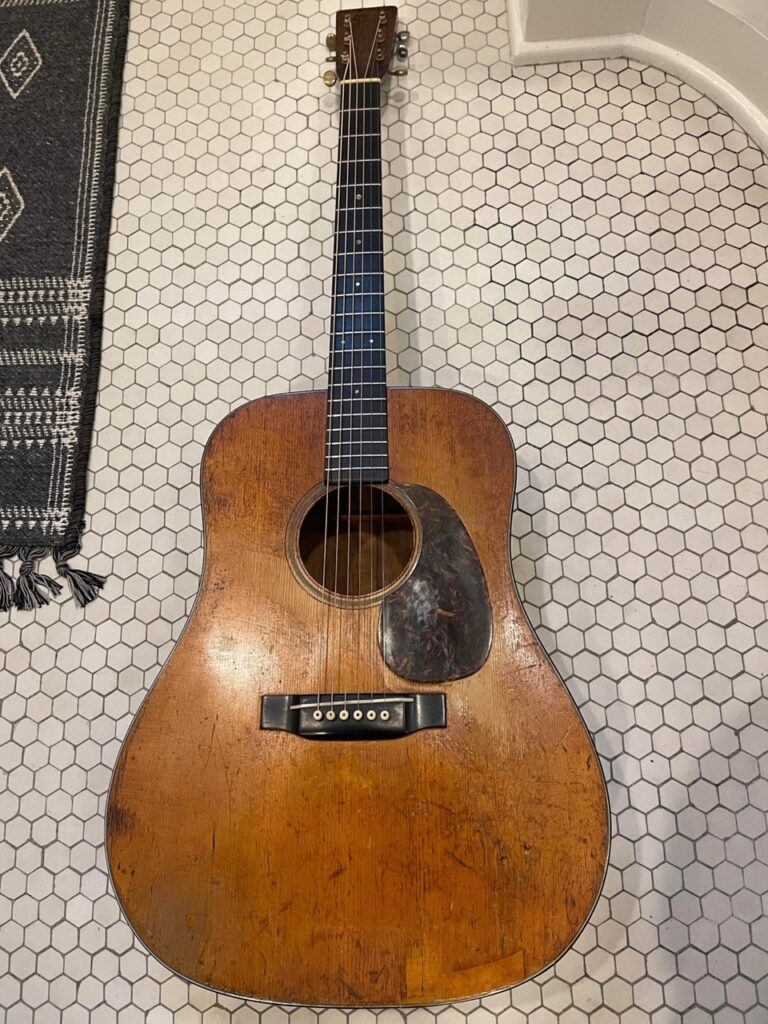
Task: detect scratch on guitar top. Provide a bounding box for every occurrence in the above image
[447,850,482,875]
[203,715,219,770]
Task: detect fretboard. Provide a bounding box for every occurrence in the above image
[325,79,387,484]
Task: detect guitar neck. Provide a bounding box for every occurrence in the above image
[326,78,388,485]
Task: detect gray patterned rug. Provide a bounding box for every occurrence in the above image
[0,0,128,610]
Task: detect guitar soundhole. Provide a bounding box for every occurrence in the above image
[296,484,417,602]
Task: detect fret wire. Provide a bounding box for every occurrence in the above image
[327,403,387,409]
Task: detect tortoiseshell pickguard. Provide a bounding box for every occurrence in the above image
[379,483,492,681]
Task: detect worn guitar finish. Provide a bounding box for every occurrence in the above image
[107,388,609,1006]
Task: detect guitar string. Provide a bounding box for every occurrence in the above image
[376,72,387,700]
[333,20,359,712]
[369,40,384,716]
[355,27,380,715]
[320,30,353,716]
[336,16,366,715]
[361,32,383,717]
[346,42,360,715]
[352,51,363,715]
[369,77,378,712]
[373,75,385,707]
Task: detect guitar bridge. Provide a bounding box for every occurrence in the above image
[260,692,446,740]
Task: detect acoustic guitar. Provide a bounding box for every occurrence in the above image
[107,6,609,1007]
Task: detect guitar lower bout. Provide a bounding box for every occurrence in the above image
[106,386,609,1007]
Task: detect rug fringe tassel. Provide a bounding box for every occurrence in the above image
[14,547,64,610]
[0,541,106,612]
[0,548,15,611]
[15,570,63,610]
[56,563,106,607]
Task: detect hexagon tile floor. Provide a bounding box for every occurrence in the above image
[1,0,768,1020]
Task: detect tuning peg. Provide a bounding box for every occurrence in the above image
[326,33,337,50]
[392,68,408,77]
[323,69,337,87]
[395,44,408,59]
[397,30,409,43]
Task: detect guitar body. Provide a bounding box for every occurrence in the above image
[107,387,609,1006]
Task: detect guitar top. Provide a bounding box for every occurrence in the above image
[107,6,609,1007]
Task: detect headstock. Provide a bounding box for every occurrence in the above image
[322,7,407,87]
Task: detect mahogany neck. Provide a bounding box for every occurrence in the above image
[325,79,388,484]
